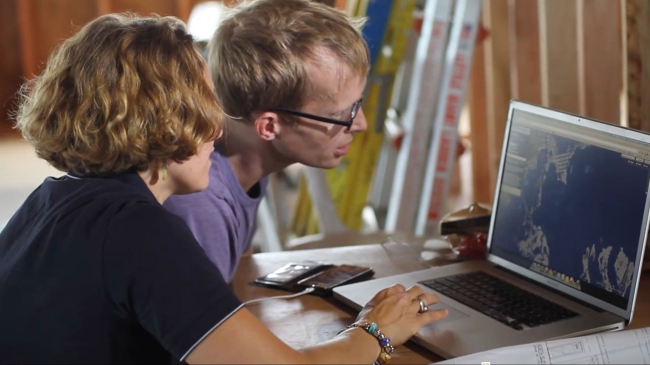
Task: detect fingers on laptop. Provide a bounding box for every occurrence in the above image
[388,284,406,294]
[370,284,406,304]
[405,292,440,314]
[418,307,449,326]
[417,292,441,307]
[405,285,424,299]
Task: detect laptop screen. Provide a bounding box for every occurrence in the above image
[490,108,650,310]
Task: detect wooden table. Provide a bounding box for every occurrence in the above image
[232,242,650,364]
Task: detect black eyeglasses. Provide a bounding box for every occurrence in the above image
[271,99,363,129]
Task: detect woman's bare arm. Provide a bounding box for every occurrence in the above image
[186,286,447,364]
[185,308,381,364]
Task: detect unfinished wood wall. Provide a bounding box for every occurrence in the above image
[2,0,645,210]
[0,0,219,131]
[0,0,345,132]
[0,0,21,133]
[469,0,636,204]
[625,0,650,132]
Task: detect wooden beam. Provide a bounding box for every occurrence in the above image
[468,21,491,204]
[624,0,650,131]
[16,0,36,78]
[508,0,541,105]
[176,0,192,22]
[32,0,100,75]
[0,0,22,129]
[97,0,111,14]
[110,0,176,16]
[538,0,579,114]
[483,0,511,189]
[577,0,622,124]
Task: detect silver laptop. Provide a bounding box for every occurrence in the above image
[333,101,650,358]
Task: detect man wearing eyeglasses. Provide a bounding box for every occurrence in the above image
[164,0,369,282]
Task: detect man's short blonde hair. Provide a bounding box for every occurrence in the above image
[208,0,370,121]
[15,14,222,176]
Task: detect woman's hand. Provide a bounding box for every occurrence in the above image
[355,284,448,346]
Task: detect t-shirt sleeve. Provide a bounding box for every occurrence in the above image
[164,192,240,281]
[102,203,242,361]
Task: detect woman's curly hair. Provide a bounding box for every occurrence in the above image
[15,13,222,176]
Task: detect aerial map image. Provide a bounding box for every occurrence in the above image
[491,116,650,300]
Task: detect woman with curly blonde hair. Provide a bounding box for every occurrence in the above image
[0,12,446,364]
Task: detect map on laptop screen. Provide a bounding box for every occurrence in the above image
[489,109,650,309]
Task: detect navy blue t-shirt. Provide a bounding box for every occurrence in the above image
[0,172,241,363]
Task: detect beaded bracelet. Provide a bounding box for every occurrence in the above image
[339,322,394,365]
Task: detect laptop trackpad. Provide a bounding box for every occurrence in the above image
[426,301,469,324]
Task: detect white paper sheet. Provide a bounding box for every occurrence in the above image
[436,327,650,364]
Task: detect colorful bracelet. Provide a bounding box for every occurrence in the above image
[339,322,394,365]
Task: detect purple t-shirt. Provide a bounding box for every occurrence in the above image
[163,148,267,282]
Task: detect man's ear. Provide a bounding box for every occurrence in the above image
[252,111,281,141]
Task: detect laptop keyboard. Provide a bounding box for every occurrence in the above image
[420,272,578,330]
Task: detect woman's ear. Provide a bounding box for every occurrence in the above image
[146,160,164,185]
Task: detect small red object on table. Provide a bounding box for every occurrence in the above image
[441,203,491,260]
[456,232,487,259]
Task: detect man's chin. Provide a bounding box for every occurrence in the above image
[324,156,346,169]
[304,157,343,170]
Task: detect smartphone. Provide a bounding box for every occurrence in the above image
[254,262,331,291]
[297,264,374,294]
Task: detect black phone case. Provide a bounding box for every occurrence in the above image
[252,262,333,292]
[296,265,375,296]
[252,262,374,296]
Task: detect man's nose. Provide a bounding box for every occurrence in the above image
[348,108,368,133]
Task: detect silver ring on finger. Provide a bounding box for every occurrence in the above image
[417,297,428,313]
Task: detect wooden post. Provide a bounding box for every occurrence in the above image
[176,0,192,22]
[577,0,622,124]
[97,0,111,14]
[624,0,650,131]
[508,0,541,105]
[0,0,22,131]
[538,0,580,114]
[16,0,36,78]
[483,0,511,190]
[468,20,491,204]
